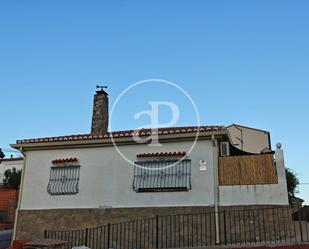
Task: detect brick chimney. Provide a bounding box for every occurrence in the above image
[91,88,109,136]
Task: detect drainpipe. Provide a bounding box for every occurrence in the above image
[12,147,26,241]
[212,135,220,244]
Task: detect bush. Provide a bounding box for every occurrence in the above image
[3,167,22,189]
[286,168,299,197]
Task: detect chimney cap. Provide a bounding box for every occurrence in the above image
[96,85,108,95]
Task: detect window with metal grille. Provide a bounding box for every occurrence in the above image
[133,158,191,192]
[47,165,80,195]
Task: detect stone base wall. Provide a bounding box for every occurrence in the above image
[16,206,212,239]
[15,205,292,242]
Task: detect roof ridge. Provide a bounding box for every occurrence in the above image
[0,157,24,162]
[15,125,226,144]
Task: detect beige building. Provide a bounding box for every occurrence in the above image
[227,124,271,154]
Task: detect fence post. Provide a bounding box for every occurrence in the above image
[223,211,227,245]
[156,215,159,249]
[107,223,111,248]
[85,228,88,246]
[304,207,309,242]
[298,210,304,242]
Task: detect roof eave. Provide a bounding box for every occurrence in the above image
[227,123,270,133]
[11,130,228,151]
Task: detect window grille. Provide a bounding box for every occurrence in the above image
[133,158,191,192]
[47,165,80,195]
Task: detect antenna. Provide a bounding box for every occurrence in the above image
[96,85,108,92]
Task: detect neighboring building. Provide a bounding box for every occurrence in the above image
[293,205,309,221]
[0,188,19,229]
[0,158,23,185]
[289,196,304,213]
[227,124,271,154]
[0,158,22,231]
[11,89,289,240]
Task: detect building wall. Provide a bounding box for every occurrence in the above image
[220,184,288,205]
[16,140,290,240]
[20,139,289,210]
[0,189,18,212]
[227,125,270,154]
[0,188,18,225]
[16,205,292,241]
[20,140,216,210]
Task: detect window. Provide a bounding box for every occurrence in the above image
[220,141,230,156]
[47,164,80,195]
[133,158,191,192]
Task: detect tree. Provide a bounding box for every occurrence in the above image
[285,168,300,197]
[3,167,22,189]
[0,148,5,159]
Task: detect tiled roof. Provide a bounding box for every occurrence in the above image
[52,157,78,164]
[0,157,24,162]
[137,151,187,158]
[16,126,225,144]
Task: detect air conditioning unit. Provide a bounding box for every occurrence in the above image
[220,142,230,156]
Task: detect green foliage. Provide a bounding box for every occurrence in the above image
[285,168,300,197]
[3,167,22,189]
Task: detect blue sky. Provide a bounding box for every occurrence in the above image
[0,1,308,202]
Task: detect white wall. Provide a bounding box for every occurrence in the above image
[20,140,289,210]
[219,184,288,205]
[0,159,23,183]
[20,140,216,210]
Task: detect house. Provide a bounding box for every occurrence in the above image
[11,89,289,240]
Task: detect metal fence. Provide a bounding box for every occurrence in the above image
[45,207,309,249]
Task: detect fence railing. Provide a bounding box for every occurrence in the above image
[45,207,309,249]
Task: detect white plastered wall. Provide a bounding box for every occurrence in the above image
[20,140,215,210]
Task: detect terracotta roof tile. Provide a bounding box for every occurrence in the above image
[52,157,78,164]
[137,151,187,158]
[16,126,225,144]
[0,157,24,162]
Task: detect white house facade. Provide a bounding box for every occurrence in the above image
[11,89,289,240]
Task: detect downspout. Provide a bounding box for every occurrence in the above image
[212,135,220,244]
[12,147,26,241]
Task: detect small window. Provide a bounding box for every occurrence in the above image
[220,142,230,156]
[47,163,80,195]
[133,158,191,192]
